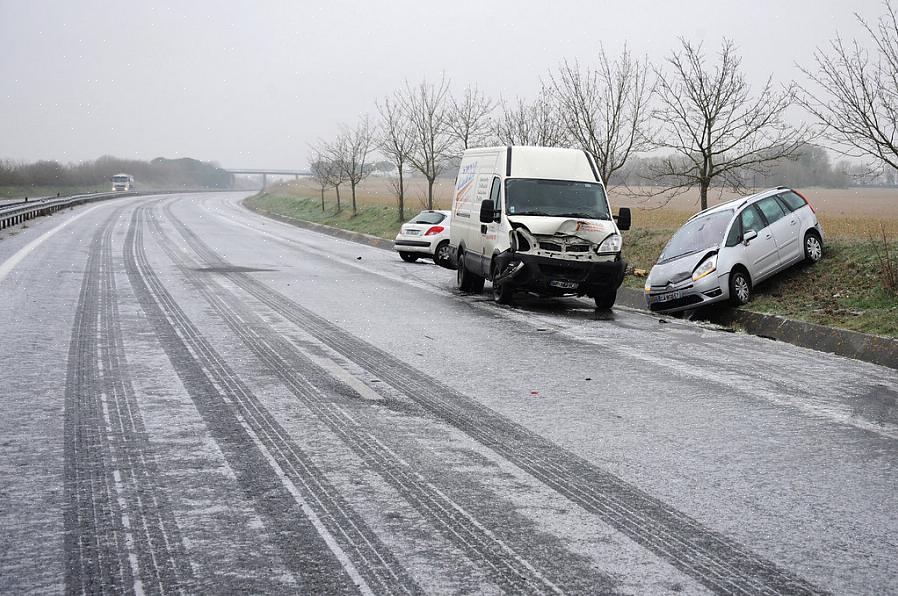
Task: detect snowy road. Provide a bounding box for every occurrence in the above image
[1,191,896,595]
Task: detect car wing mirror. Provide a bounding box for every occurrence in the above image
[479,199,496,223]
[614,207,631,231]
[743,229,758,244]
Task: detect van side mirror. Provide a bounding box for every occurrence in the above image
[479,199,497,223]
[614,207,631,231]
[743,229,758,244]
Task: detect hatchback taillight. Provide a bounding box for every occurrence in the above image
[425,226,444,236]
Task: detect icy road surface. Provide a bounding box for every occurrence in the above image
[1,192,896,595]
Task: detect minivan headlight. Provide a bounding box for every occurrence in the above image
[596,234,622,253]
[692,254,717,281]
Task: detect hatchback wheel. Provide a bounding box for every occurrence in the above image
[399,252,418,263]
[729,269,751,306]
[804,233,823,263]
[434,241,453,268]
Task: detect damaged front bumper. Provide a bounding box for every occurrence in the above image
[493,251,626,297]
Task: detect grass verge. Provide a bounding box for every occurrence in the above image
[249,189,898,338]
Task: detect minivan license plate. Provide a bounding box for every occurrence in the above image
[653,290,681,303]
[549,280,578,289]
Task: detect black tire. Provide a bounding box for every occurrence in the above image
[491,262,514,304]
[433,241,453,268]
[804,231,823,263]
[728,268,752,306]
[456,251,485,293]
[399,252,418,263]
[594,290,617,310]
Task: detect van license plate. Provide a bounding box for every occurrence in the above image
[653,291,681,303]
[549,280,579,289]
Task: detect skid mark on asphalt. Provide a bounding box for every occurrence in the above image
[164,198,827,596]
[63,204,193,594]
[126,207,421,596]
[154,202,612,594]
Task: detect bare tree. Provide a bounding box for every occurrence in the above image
[400,76,455,210]
[495,86,568,147]
[652,38,807,211]
[308,152,330,212]
[548,46,653,186]
[377,93,414,221]
[332,117,373,215]
[448,84,495,152]
[798,1,898,173]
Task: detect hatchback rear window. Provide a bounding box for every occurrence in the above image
[777,191,807,212]
[411,212,445,224]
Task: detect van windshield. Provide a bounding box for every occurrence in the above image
[505,179,611,220]
[659,210,733,263]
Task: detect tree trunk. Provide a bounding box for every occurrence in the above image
[427,177,434,210]
[699,181,709,211]
[351,181,357,215]
[320,187,325,212]
[398,169,405,222]
[335,184,342,212]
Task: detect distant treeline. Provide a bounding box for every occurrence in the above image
[0,155,234,190]
[609,143,897,189]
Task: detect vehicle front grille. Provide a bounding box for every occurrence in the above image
[649,294,703,312]
[539,242,562,251]
[538,263,587,280]
[567,244,590,252]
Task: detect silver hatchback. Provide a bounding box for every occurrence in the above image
[645,187,824,313]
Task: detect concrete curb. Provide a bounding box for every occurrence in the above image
[243,197,898,371]
[616,287,898,370]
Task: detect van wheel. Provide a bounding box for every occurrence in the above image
[594,290,616,310]
[729,269,752,306]
[804,232,823,263]
[491,262,514,304]
[434,241,453,268]
[399,252,418,263]
[456,252,485,293]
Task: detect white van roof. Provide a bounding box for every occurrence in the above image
[462,146,600,183]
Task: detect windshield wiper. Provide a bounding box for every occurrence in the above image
[512,211,552,216]
[554,212,608,219]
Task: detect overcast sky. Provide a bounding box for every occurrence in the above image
[0,0,887,170]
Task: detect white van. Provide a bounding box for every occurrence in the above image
[449,146,631,308]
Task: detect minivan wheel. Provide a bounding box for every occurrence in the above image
[456,252,485,293]
[729,269,752,306]
[491,262,514,304]
[804,232,823,263]
[399,252,418,263]
[594,290,617,310]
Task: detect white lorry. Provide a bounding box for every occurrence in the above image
[449,146,631,308]
[111,173,134,191]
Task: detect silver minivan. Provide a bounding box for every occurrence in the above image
[645,187,824,313]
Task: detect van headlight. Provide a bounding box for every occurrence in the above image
[692,254,717,281]
[596,234,622,254]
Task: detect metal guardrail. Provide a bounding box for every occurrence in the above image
[0,191,137,230]
[0,189,236,230]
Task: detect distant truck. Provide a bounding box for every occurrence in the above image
[449,146,631,308]
[111,173,134,191]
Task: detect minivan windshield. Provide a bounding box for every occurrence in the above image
[659,210,733,263]
[505,179,611,220]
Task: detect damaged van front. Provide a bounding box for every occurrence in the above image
[451,146,630,309]
[489,178,629,307]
